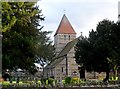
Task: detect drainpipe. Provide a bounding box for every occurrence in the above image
[65,54,68,76]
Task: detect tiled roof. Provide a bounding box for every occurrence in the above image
[54,14,76,36]
[56,38,78,59]
[48,38,79,67]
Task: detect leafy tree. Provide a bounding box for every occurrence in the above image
[2,2,39,32]
[108,22,120,77]
[2,2,55,76]
[75,19,120,81]
[75,37,93,71]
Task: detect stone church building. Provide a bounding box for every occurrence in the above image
[43,14,106,82]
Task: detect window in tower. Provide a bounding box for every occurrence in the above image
[64,35,66,40]
[62,67,64,72]
[69,35,70,40]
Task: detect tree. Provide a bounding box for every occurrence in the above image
[2,2,39,32]
[108,22,120,78]
[75,37,93,72]
[75,19,120,81]
[2,2,55,76]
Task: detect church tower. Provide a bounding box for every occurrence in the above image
[53,14,79,80]
[54,14,76,55]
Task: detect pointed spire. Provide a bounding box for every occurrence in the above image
[54,14,76,36]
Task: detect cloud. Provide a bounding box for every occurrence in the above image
[37,0,119,40]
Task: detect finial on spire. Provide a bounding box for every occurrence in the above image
[63,9,66,14]
[80,32,83,36]
[78,32,83,40]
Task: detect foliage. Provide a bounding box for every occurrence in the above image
[41,78,46,85]
[71,78,80,85]
[75,37,95,72]
[75,19,120,81]
[65,76,71,84]
[2,2,55,75]
[47,78,54,86]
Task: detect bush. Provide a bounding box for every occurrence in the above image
[65,77,71,85]
[48,78,54,87]
[71,78,80,85]
[2,81,10,86]
[41,78,46,86]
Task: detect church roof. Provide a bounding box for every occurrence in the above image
[54,14,76,36]
[47,37,79,68]
[56,38,78,59]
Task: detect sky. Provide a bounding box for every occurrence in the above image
[37,0,120,41]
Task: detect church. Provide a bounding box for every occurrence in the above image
[43,14,105,82]
[43,14,80,82]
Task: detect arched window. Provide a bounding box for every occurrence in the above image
[64,35,66,40]
[62,67,63,72]
[119,14,120,17]
[69,35,70,40]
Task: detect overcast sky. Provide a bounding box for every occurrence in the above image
[37,0,120,41]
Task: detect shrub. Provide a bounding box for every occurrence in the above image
[48,78,54,87]
[41,78,46,85]
[65,76,71,85]
[2,81,10,86]
[71,78,80,85]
